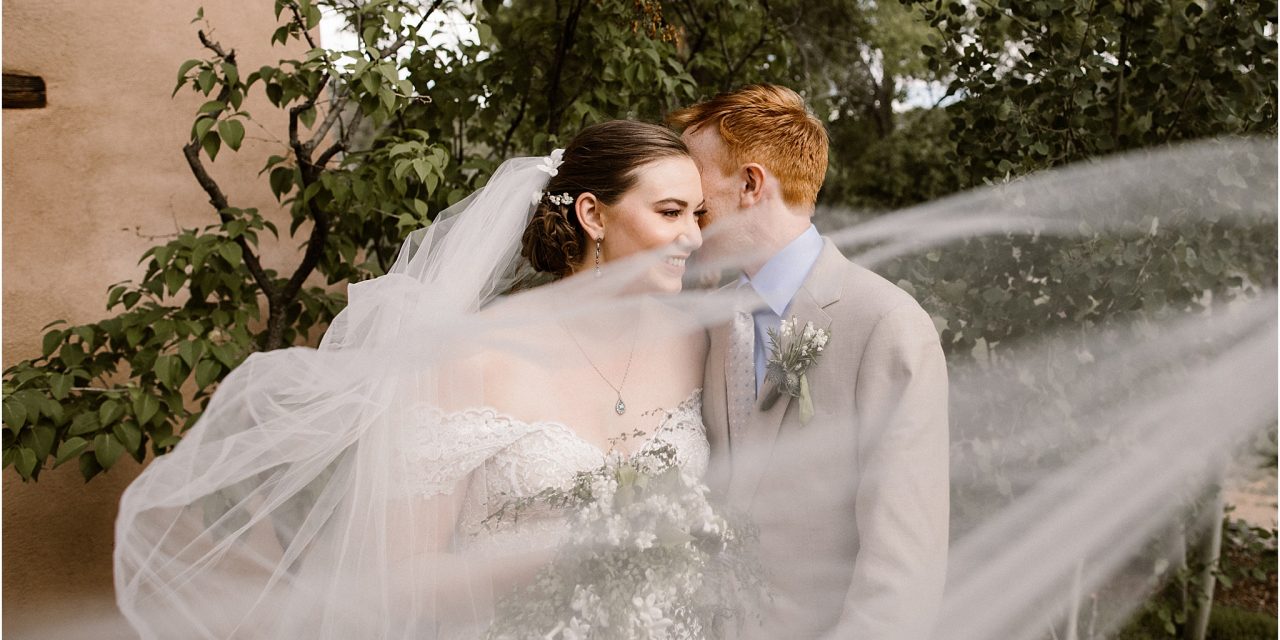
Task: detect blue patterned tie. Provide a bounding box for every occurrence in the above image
[727,302,756,441]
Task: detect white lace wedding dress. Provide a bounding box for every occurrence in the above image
[404,388,709,555]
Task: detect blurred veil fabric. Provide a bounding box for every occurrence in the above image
[113,156,571,638]
[113,139,1277,640]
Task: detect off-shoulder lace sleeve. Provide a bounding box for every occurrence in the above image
[399,405,536,498]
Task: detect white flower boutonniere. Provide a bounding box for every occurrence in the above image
[762,318,830,425]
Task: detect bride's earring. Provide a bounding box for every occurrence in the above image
[594,237,603,278]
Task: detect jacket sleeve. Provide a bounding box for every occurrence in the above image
[829,302,950,640]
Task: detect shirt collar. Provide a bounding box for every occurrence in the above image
[742,225,823,316]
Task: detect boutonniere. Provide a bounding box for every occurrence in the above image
[760,318,830,425]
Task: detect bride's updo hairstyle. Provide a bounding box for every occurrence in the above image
[521,120,689,278]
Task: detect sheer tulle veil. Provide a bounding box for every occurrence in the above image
[112,138,1276,639]
[113,155,576,638]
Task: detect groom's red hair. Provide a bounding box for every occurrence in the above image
[666,84,828,207]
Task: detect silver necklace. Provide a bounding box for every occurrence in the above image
[561,320,639,416]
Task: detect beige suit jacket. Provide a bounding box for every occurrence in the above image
[703,239,949,640]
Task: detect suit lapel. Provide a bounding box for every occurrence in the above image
[705,321,731,456]
[728,240,845,511]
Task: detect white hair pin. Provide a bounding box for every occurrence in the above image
[537,148,565,177]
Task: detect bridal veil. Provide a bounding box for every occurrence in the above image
[113,139,1277,639]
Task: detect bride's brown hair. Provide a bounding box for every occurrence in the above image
[521,120,689,278]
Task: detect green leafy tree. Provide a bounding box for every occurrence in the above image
[908,0,1277,181]
[882,0,1278,375]
[2,0,456,481]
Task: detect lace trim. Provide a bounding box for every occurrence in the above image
[401,388,704,498]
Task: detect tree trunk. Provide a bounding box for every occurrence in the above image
[875,72,895,139]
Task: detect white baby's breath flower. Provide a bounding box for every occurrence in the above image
[562,617,590,640]
[570,585,598,614]
[780,318,794,337]
[543,621,564,640]
[634,530,657,550]
[484,442,759,640]
[633,593,674,634]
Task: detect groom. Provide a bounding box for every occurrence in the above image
[669,85,949,639]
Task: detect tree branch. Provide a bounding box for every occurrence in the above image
[1111,0,1130,143]
[715,5,733,80]
[284,0,319,50]
[185,32,275,300]
[1164,71,1200,144]
[1074,0,1101,67]
[181,141,276,300]
[197,30,231,59]
[724,23,770,87]
[374,0,443,60]
[501,87,530,156]
[974,0,1037,36]
[546,0,589,135]
[288,99,319,166]
[281,205,330,304]
[302,0,443,155]
[314,136,349,168]
[671,0,709,64]
[197,2,446,350]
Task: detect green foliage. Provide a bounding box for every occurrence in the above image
[867,0,1277,538]
[1116,518,1278,639]
[846,3,1279,626]
[904,0,1277,183]
[2,0,450,481]
[823,107,961,209]
[2,227,267,480]
[1205,605,1279,639]
[1217,518,1278,603]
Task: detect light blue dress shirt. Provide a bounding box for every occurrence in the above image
[742,224,824,394]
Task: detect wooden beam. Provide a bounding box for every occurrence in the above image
[4,73,46,109]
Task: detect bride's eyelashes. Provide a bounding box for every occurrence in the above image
[656,206,707,219]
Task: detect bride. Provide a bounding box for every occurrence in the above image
[114,120,715,639]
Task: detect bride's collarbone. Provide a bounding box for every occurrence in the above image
[479,371,696,455]
[471,307,703,452]
[478,332,702,405]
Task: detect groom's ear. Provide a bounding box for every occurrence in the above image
[576,192,606,242]
[740,163,767,207]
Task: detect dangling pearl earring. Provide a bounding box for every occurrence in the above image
[594,237,603,278]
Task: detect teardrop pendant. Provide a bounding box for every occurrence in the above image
[615,397,626,415]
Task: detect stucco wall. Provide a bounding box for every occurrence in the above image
[3,2,313,635]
